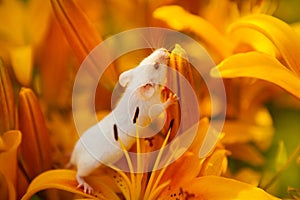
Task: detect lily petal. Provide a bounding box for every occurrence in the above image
[226,143,265,166]
[159,176,279,200]
[9,45,33,86]
[220,119,274,151]
[50,0,101,64]
[50,0,118,88]
[153,5,233,59]
[291,22,300,36]
[200,148,228,176]
[0,171,16,200]
[211,51,300,99]
[166,44,195,139]
[36,18,74,107]
[0,61,15,133]
[228,14,300,75]
[20,170,94,200]
[160,152,202,192]
[185,176,279,200]
[18,88,52,180]
[0,130,21,189]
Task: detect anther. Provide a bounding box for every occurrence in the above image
[133,106,139,124]
[145,137,154,147]
[113,124,118,141]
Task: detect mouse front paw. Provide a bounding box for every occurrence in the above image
[165,93,179,108]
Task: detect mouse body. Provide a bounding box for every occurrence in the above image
[69,48,177,193]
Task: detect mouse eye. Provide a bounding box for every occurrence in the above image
[154,62,159,69]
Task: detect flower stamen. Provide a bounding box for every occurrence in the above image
[144,119,174,200]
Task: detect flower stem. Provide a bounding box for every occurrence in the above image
[261,144,300,190]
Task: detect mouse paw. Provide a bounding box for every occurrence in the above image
[165,93,179,107]
[76,175,93,194]
[77,182,93,194]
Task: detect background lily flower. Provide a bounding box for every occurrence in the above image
[20,118,279,200]
[0,0,51,86]
[153,0,300,197]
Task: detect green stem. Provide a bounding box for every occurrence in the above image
[261,144,300,190]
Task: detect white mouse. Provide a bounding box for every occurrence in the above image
[69,48,177,194]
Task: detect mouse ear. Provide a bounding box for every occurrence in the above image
[119,69,133,87]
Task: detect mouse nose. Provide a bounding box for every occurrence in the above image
[154,62,159,69]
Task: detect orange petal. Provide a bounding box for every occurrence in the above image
[159,176,279,200]
[165,44,195,139]
[221,107,274,151]
[153,5,233,59]
[21,169,122,200]
[211,51,300,99]
[0,171,16,200]
[228,14,300,75]
[200,148,228,176]
[9,45,33,86]
[169,44,194,86]
[36,18,74,107]
[0,130,21,188]
[188,118,210,156]
[226,143,265,166]
[221,120,274,151]
[50,0,101,64]
[230,27,277,56]
[16,167,29,200]
[186,176,279,200]
[86,171,121,200]
[0,61,15,133]
[291,22,300,36]
[20,169,94,200]
[18,88,52,180]
[200,0,239,31]
[160,152,202,192]
[234,168,261,186]
[50,0,118,88]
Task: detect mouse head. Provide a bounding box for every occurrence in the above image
[119,48,170,99]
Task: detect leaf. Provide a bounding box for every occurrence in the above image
[228,14,300,75]
[275,141,287,171]
[211,51,300,100]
